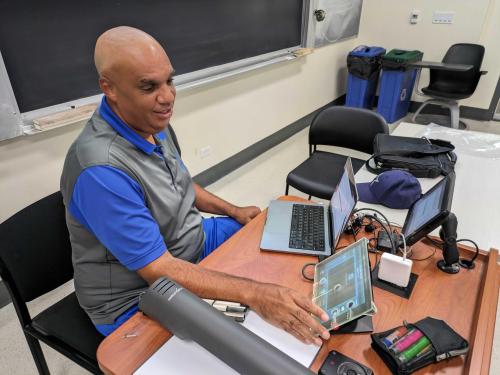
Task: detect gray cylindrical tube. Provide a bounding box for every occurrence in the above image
[139,277,314,375]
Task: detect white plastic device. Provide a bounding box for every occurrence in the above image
[378,252,413,288]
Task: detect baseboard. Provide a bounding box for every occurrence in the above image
[193,95,346,187]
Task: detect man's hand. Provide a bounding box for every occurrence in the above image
[230,205,261,225]
[250,283,330,346]
[193,183,260,224]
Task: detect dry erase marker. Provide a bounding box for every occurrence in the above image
[211,303,229,312]
[382,327,408,347]
[389,328,415,350]
[398,337,431,362]
[392,329,423,354]
[223,311,246,322]
[405,345,434,367]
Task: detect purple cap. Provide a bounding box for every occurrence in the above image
[356,170,422,209]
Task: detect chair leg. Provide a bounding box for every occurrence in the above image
[308,195,312,200]
[412,100,431,123]
[449,102,460,129]
[24,333,50,375]
[285,184,289,196]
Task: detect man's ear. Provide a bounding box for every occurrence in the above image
[99,76,117,101]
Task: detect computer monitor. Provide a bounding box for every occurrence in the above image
[401,172,455,246]
[330,158,358,249]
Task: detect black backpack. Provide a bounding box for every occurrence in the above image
[366,134,457,178]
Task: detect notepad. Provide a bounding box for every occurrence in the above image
[134,311,320,374]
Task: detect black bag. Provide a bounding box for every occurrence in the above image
[371,317,469,375]
[347,54,383,80]
[366,134,457,178]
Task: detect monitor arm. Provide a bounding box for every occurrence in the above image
[437,212,460,274]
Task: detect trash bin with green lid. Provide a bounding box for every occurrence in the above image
[377,49,423,122]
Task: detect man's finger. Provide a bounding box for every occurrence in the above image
[292,308,330,340]
[293,294,329,322]
[283,323,311,344]
[289,317,324,346]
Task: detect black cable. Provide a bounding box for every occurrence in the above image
[456,238,479,269]
[425,235,443,247]
[352,208,393,233]
[358,213,395,256]
[410,245,437,261]
[301,210,396,279]
[301,262,315,282]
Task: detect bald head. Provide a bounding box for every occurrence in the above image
[93,26,176,140]
[94,26,169,79]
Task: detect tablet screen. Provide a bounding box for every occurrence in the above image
[312,238,374,330]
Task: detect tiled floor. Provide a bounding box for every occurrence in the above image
[0,118,499,374]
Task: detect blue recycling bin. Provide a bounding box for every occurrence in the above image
[346,46,386,109]
[377,49,423,123]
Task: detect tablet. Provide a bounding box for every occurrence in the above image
[402,172,455,246]
[312,238,376,330]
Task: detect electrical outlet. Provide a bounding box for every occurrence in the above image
[409,9,420,24]
[432,11,455,24]
[198,145,211,159]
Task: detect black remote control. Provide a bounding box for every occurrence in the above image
[319,350,373,375]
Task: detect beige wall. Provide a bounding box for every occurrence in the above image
[0,39,355,222]
[1,0,499,221]
[357,0,499,109]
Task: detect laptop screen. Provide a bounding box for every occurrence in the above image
[330,158,358,249]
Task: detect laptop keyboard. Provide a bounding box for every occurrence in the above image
[289,204,325,251]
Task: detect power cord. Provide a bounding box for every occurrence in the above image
[424,235,479,269]
[456,238,479,269]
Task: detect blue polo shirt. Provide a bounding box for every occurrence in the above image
[68,97,170,272]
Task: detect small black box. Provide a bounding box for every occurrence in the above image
[319,350,373,375]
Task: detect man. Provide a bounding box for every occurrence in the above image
[60,26,330,346]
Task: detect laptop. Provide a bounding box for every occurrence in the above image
[260,157,358,256]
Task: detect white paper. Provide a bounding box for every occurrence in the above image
[134,311,320,374]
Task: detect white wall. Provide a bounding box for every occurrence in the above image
[0,39,355,222]
[357,0,499,109]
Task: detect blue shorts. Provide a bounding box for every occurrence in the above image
[95,216,242,336]
[199,216,242,261]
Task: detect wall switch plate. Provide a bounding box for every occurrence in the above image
[198,145,212,159]
[432,11,455,24]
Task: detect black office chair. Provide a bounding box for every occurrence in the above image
[285,106,388,200]
[412,43,486,128]
[0,192,103,375]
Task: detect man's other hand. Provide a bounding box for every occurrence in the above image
[231,206,261,225]
[250,284,330,346]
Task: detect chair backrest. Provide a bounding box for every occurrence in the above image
[0,192,73,309]
[309,106,389,155]
[430,43,485,95]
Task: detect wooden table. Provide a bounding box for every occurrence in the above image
[97,196,500,375]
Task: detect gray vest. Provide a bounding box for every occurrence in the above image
[60,112,204,325]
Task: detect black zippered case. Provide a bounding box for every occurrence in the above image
[371,317,469,374]
[366,134,457,178]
